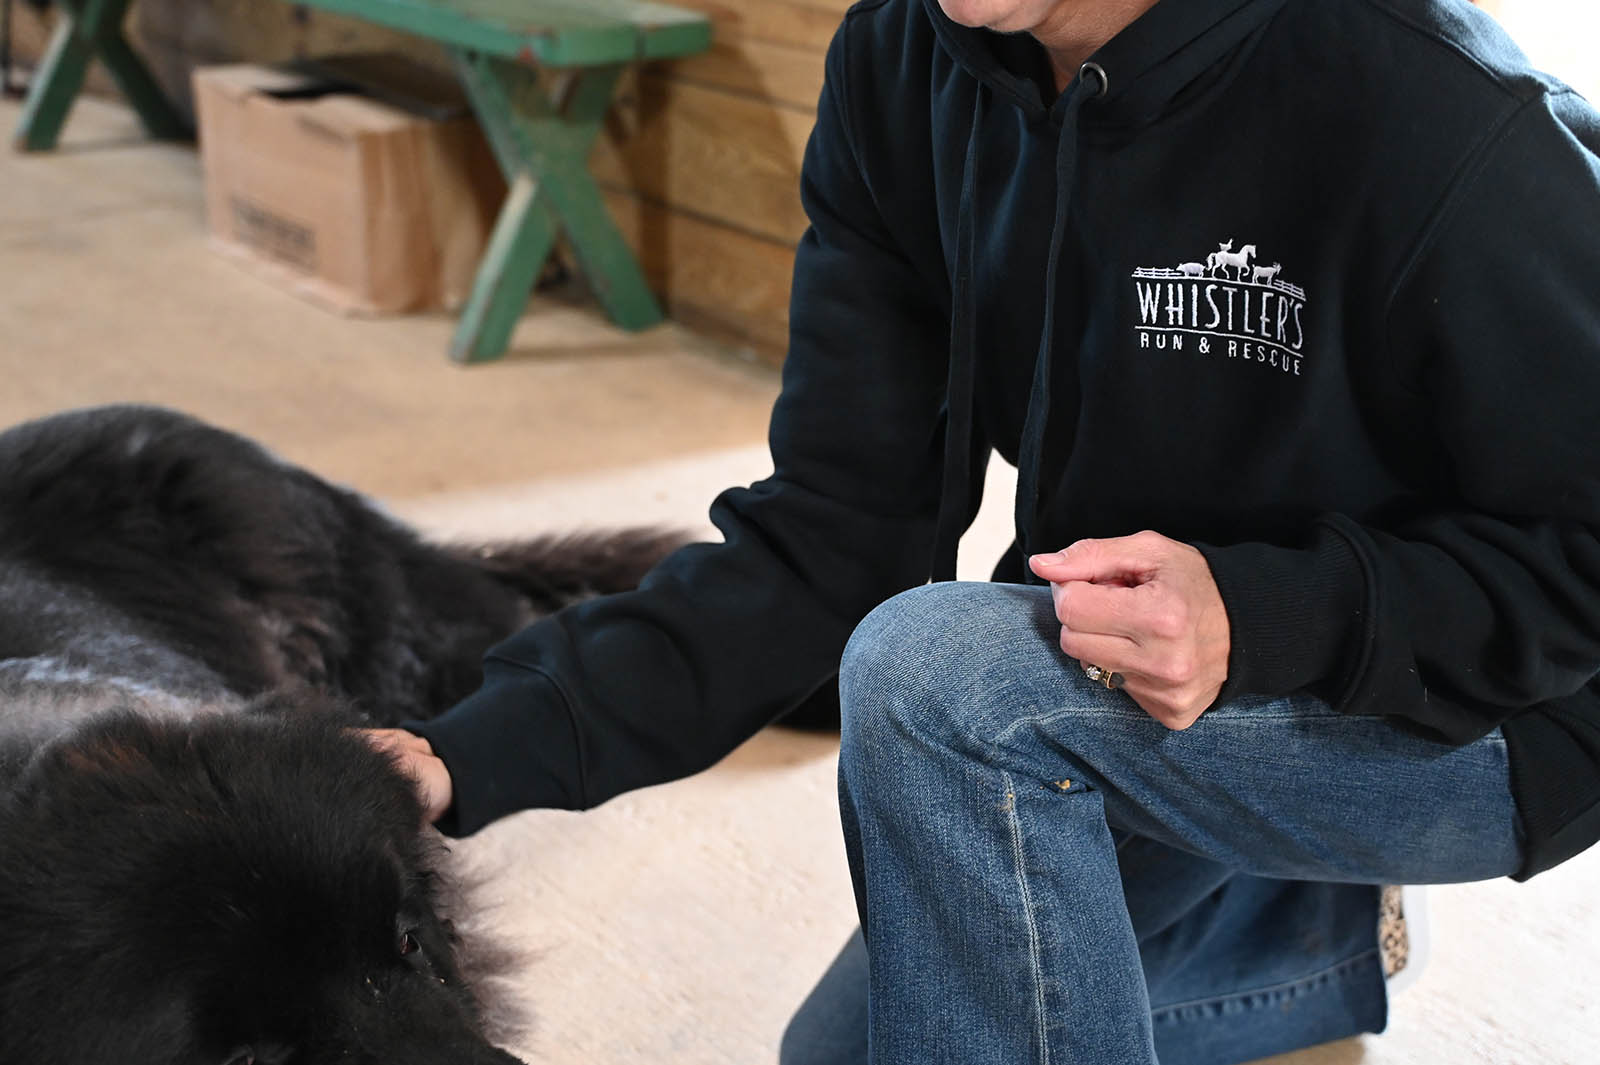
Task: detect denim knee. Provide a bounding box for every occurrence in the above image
[841,583,968,750]
[839,581,1058,763]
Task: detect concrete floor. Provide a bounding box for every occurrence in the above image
[2,94,1597,1064]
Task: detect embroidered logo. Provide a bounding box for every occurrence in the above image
[1131,240,1307,376]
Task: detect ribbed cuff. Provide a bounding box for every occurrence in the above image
[1195,520,1369,708]
[403,659,585,837]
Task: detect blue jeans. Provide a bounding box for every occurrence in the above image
[785,582,1523,1065]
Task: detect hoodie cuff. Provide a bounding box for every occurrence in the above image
[403,659,585,837]
[1195,520,1369,708]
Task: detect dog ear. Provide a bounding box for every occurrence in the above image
[13,713,165,800]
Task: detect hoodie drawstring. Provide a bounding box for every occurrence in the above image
[1014,62,1108,573]
[930,63,1108,582]
[929,85,988,583]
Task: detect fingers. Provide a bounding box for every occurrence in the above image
[1058,626,1205,726]
[1061,627,1203,707]
[359,728,454,825]
[1056,628,1138,678]
[1032,531,1231,732]
[1028,530,1167,585]
[1048,578,1150,639]
[1058,647,1207,732]
[365,728,430,757]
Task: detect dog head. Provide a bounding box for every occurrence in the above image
[0,708,525,1065]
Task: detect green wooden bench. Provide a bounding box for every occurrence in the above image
[13,0,713,363]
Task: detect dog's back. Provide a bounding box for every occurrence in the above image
[0,405,684,730]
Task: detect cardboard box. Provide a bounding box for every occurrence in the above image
[193,55,505,315]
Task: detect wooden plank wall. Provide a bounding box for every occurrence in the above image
[597,0,849,359]
[595,0,849,360]
[8,0,847,364]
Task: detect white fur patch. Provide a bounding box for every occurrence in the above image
[0,655,239,745]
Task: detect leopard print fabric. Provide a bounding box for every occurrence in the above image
[1379,884,1410,979]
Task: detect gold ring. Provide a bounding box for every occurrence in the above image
[1082,664,1125,690]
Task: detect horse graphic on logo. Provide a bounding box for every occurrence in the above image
[1206,243,1257,280]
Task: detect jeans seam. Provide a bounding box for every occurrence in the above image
[989,702,1144,751]
[1148,947,1381,1020]
[1002,770,1052,1065]
[977,703,1499,778]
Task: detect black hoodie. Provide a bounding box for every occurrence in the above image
[412,0,1600,880]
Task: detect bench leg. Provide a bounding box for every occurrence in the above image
[14,0,185,151]
[546,66,663,333]
[449,49,663,363]
[451,173,560,364]
[14,10,97,150]
[100,26,188,141]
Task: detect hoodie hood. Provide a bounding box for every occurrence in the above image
[921,0,1290,125]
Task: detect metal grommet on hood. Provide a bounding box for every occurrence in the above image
[1079,61,1109,98]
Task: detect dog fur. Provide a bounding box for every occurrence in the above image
[0,404,687,1065]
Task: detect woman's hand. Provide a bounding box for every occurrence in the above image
[1029,531,1231,730]
[361,729,454,824]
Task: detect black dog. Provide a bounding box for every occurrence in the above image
[0,405,686,1065]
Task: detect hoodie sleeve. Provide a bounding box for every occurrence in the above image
[1200,89,1600,744]
[408,23,954,834]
